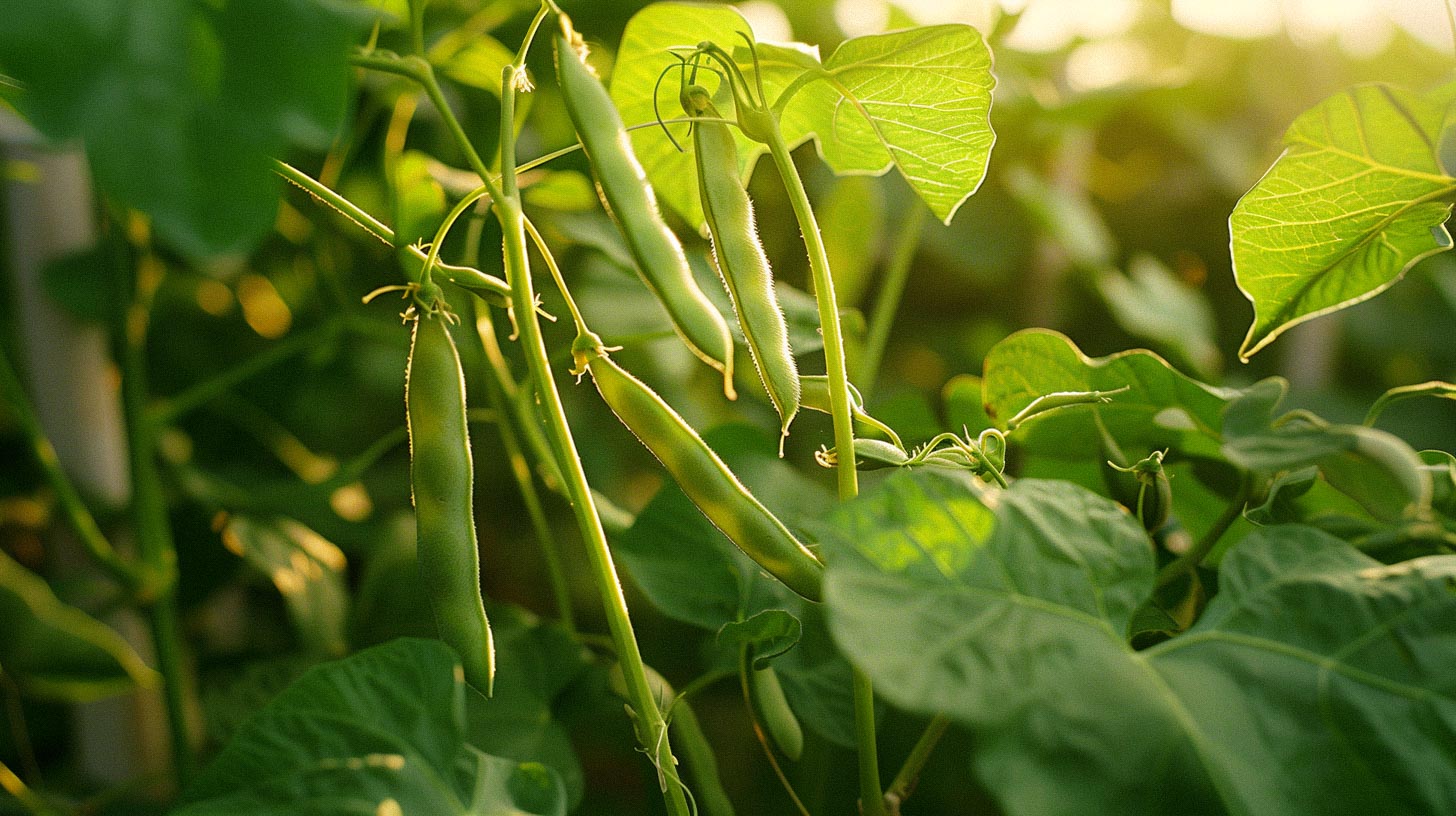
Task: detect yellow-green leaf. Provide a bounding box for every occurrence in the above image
[1231,84,1456,360]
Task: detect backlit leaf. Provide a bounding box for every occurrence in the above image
[1231,84,1456,360]
[609,4,994,227]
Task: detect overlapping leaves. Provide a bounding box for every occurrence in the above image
[981,329,1238,460]
[609,3,993,229]
[822,471,1456,815]
[0,0,369,256]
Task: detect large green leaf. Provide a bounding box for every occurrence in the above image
[823,471,1456,815]
[175,638,566,816]
[775,25,996,223]
[1230,84,1456,360]
[981,329,1238,460]
[609,4,994,228]
[345,528,588,807]
[0,0,369,256]
[0,550,159,702]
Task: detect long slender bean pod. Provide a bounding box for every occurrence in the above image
[406,307,494,695]
[575,336,825,602]
[554,26,735,396]
[685,85,800,441]
[742,648,804,761]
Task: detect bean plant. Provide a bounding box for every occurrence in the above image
[1,1,1454,815]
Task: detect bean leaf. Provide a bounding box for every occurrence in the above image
[0,0,370,256]
[981,329,1238,460]
[176,638,567,816]
[610,3,994,228]
[1230,83,1456,360]
[823,471,1456,815]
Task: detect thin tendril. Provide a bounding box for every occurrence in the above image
[653,56,691,152]
[735,29,768,109]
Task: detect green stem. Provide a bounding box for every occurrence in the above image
[406,0,426,55]
[0,760,60,816]
[459,209,578,634]
[348,52,503,202]
[113,242,193,788]
[884,713,950,810]
[859,208,925,394]
[851,670,884,816]
[469,300,576,636]
[274,160,511,303]
[512,4,551,70]
[0,349,149,594]
[764,126,885,816]
[496,63,690,816]
[275,158,396,244]
[1155,476,1251,589]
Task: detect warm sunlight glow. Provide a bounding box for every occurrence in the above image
[885,0,1455,57]
[1065,39,1154,92]
[737,1,794,42]
[1171,0,1282,39]
[1002,0,1140,52]
[834,0,891,38]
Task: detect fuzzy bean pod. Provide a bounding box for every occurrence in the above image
[554,31,735,396]
[685,85,800,438]
[578,338,824,602]
[407,309,495,695]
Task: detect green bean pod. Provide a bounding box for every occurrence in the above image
[578,339,824,602]
[407,309,494,695]
[554,28,735,396]
[685,86,799,438]
[742,655,804,761]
